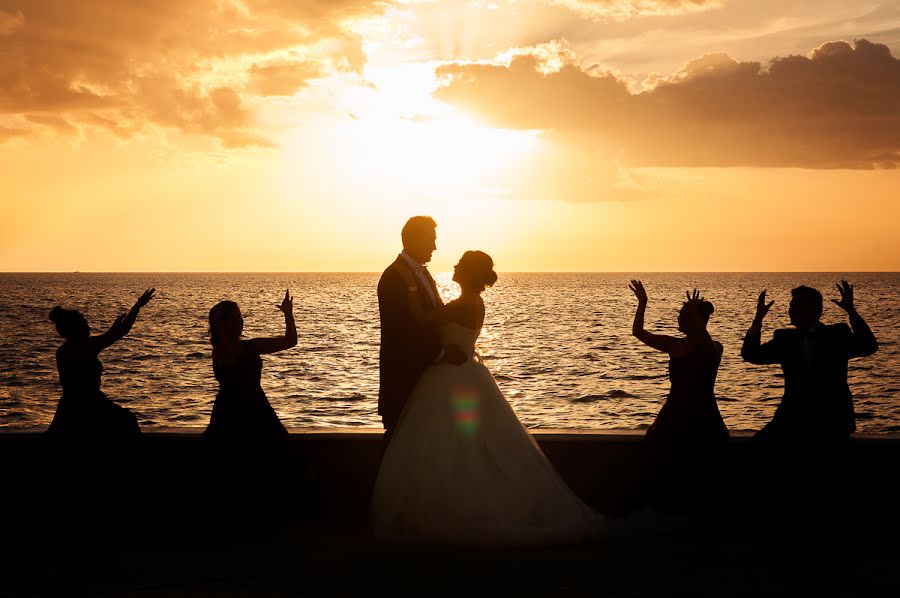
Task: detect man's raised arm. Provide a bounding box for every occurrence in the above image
[741,290,782,365]
[832,280,878,358]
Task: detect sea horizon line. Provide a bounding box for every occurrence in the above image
[3,270,900,275]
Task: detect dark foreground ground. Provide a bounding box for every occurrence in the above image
[4,518,900,597]
[2,429,899,596]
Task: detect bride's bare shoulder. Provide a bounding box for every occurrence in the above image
[445,296,484,329]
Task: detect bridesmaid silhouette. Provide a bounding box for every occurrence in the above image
[628,281,728,512]
[203,290,296,443]
[46,289,155,438]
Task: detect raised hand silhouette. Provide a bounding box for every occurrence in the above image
[754,290,775,322]
[832,280,856,314]
[277,288,293,315]
[629,279,648,304]
[136,288,156,308]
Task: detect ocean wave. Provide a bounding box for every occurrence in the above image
[571,389,635,403]
[131,354,157,361]
[618,373,668,381]
[330,393,367,402]
[172,414,201,421]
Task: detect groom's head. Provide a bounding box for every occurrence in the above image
[402,216,437,264]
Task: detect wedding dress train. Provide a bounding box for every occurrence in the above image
[372,323,602,544]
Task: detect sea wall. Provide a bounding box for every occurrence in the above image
[2,429,899,531]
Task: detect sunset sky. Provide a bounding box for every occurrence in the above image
[1,0,899,272]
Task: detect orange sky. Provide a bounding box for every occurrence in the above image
[1,0,899,272]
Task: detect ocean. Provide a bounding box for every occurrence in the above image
[1,272,898,432]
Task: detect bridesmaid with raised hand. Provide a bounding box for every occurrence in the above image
[628,280,729,513]
[47,289,156,438]
[204,289,297,443]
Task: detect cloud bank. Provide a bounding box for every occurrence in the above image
[0,0,391,146]
[435,39,900,169]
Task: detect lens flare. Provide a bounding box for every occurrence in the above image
[452,387,480,436]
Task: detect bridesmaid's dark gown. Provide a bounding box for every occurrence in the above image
[642,340,729,511]
[46,346,141,437]
[204,340,288,442]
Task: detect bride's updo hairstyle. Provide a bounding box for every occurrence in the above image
[49,306,89,340]
[209,300,243,346]
[456,250,498,293]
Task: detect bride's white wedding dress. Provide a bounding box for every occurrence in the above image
[372,322,603,544]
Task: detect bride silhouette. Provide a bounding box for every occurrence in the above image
[372,251,601,544]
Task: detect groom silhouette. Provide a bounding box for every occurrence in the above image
[377,216,451,444]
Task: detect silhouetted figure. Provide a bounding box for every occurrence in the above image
[378,216,452,445]
[373,252,601,543]
[629,281,729,513]
[203,290,296,443]
[742,281,878,444]
[46,289,155,438]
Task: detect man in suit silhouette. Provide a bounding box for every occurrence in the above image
[741,281,878,445]
[378,216,462,444]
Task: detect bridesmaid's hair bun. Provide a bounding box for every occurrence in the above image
[49,306,87,339]
[209,300,242,346]
[692,299,714,325]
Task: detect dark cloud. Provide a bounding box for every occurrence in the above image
[0,0,392,146]
[435,39,900,169]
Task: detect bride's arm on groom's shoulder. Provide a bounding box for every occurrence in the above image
[251,289,298,355]
[628,280,683,355]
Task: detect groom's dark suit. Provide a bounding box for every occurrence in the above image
[378,255,443,438]
[742,319,878,441]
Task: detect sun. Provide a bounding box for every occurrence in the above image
[281,61,542,200]
[340,110,539,197]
